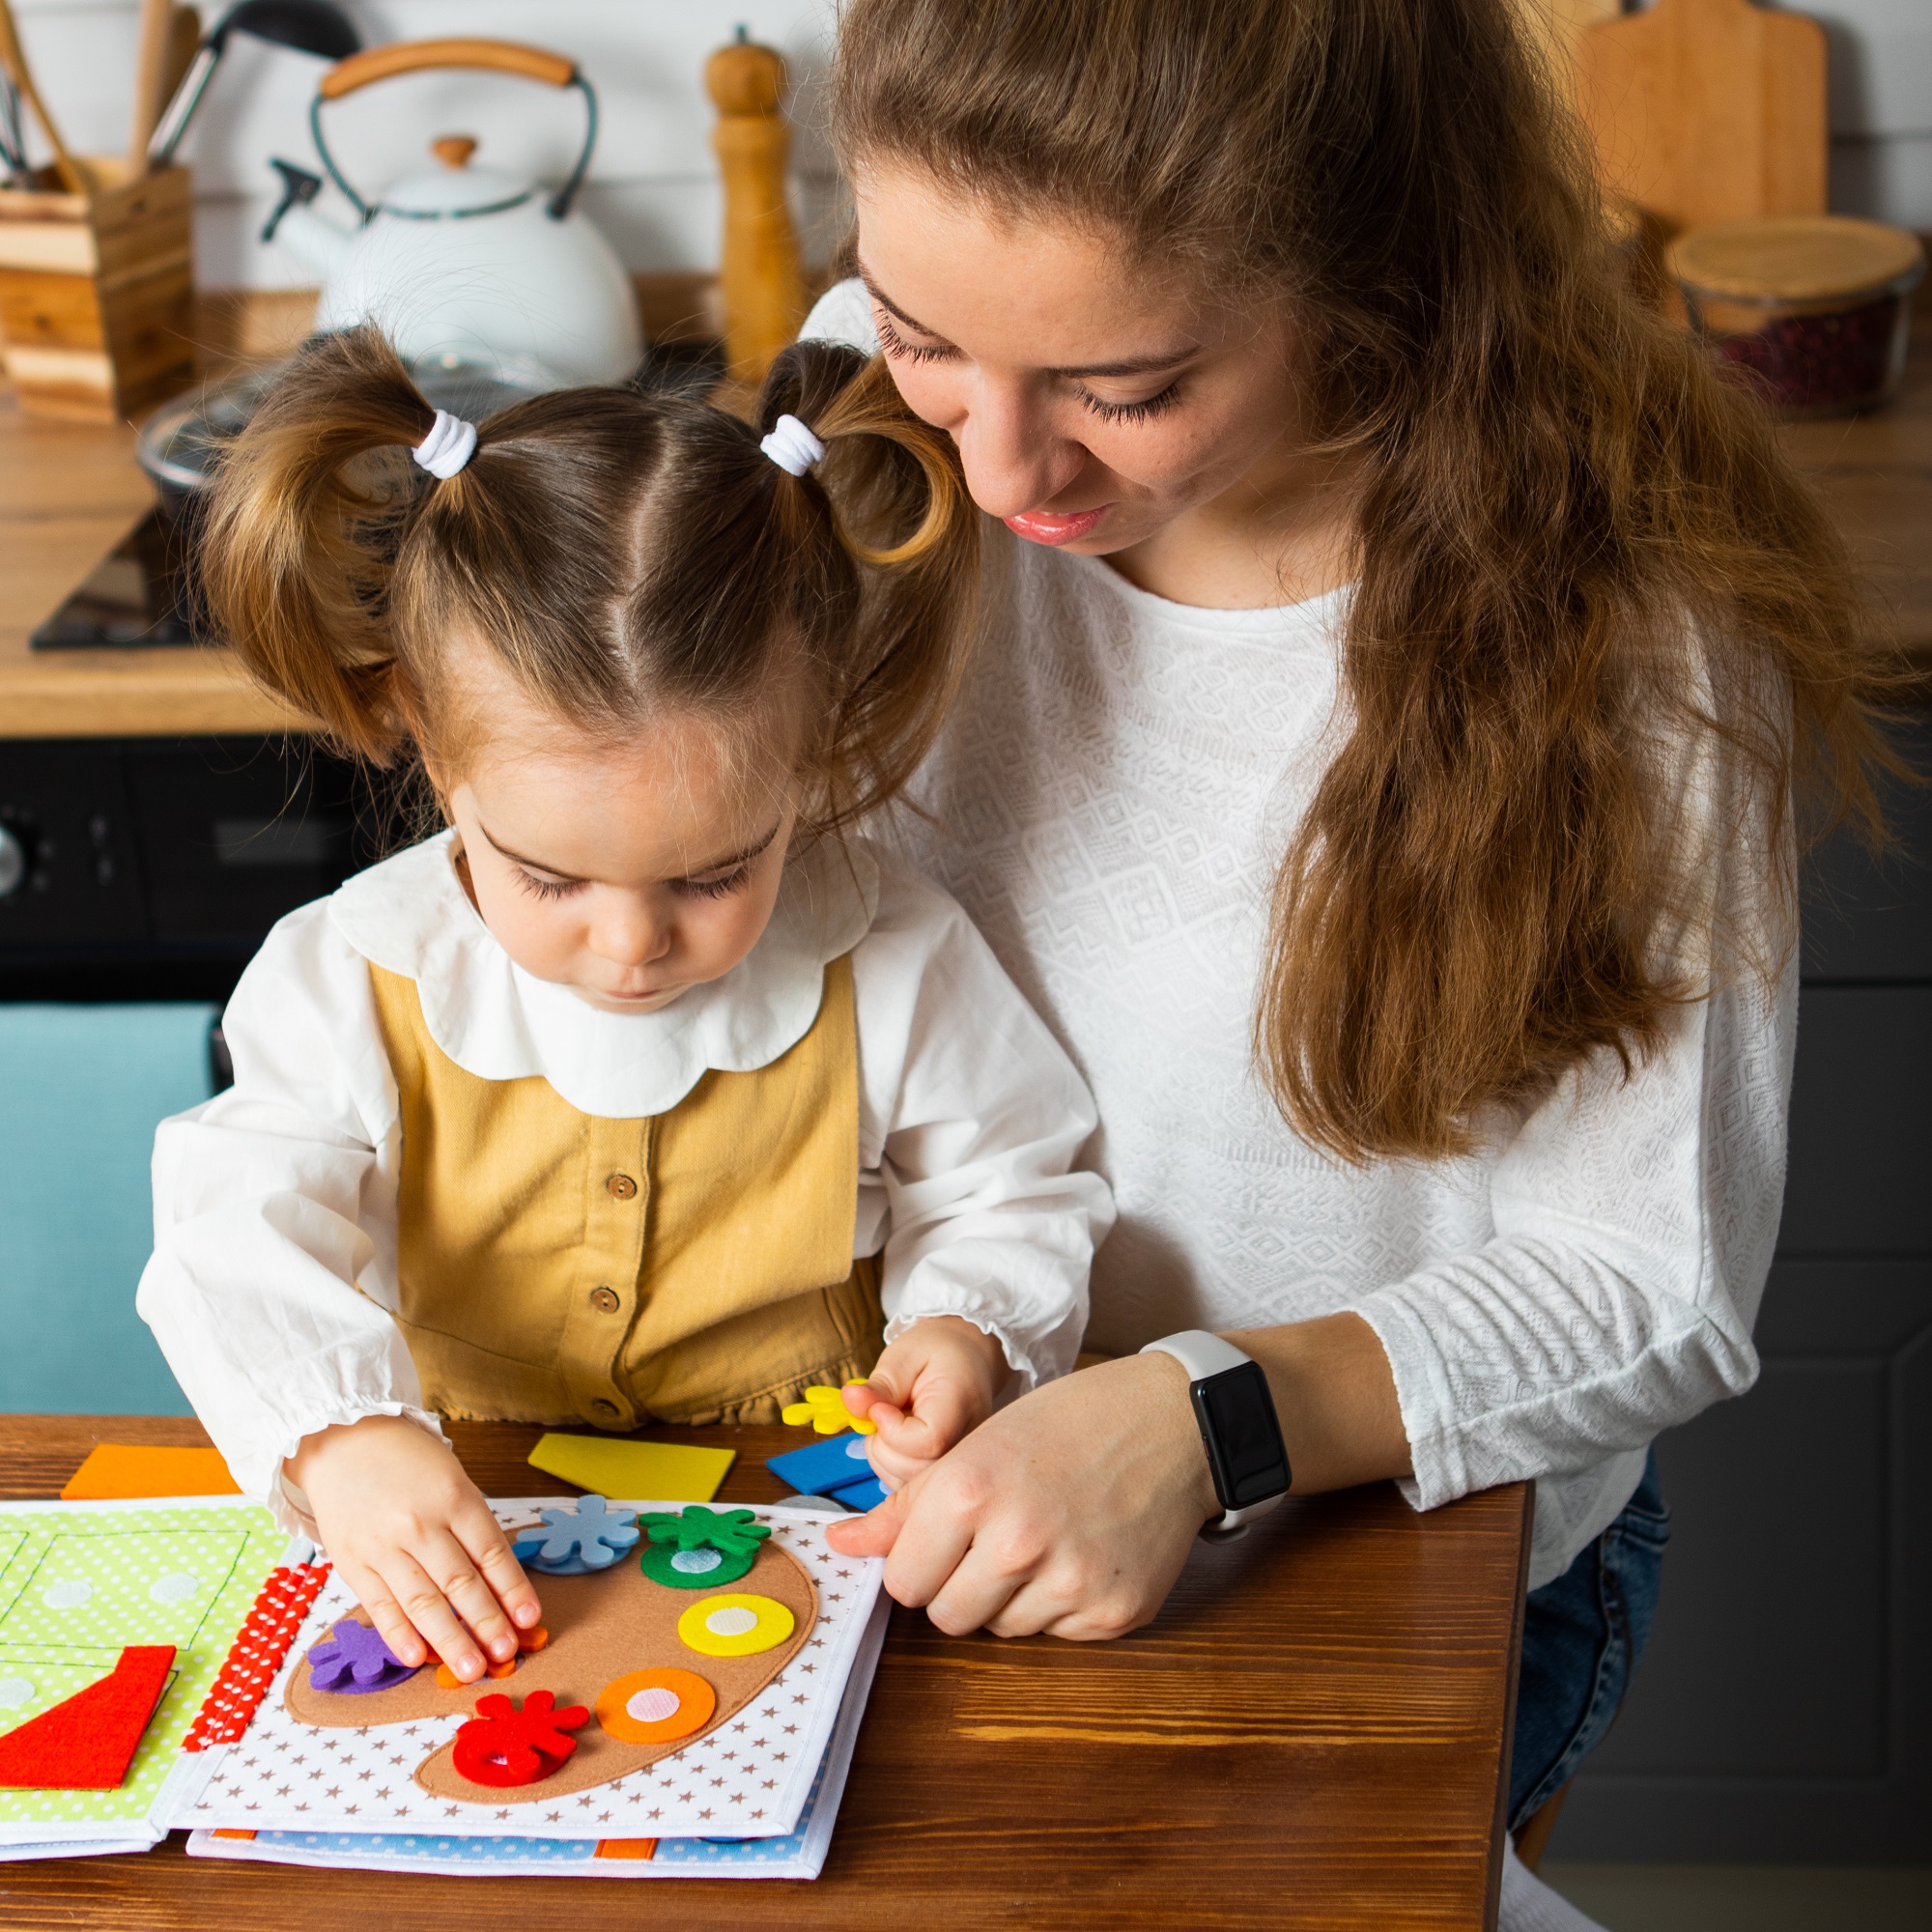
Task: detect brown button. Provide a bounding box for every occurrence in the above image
[606,1173,638,1201]
[589,1285,620,1314]
[590,1398,620,1418]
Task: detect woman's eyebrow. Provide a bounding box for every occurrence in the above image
[857,265,1196,378]
[476,821,582,881]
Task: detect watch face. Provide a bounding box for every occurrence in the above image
[1196,1362,1292,1508]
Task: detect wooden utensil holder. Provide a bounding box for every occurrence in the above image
[0,159,194,422]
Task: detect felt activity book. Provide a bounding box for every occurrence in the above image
[0,1496,291,1855]
[173,1497,887,1854]
[184,1583,889,1881]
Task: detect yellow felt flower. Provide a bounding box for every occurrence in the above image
[779,1383,878,1435]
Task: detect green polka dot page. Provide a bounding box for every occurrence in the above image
[0,1500,285,1835]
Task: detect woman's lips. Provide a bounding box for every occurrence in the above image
[1004,506,1108,546]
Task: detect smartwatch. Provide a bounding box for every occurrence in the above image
[1140,1330,1293,1538]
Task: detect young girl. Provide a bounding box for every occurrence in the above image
[137,327,1110,1688]
[801,0,1895,1903]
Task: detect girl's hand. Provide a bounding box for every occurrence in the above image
[285,1414,543,1684]
[826,1350,1214,1637]
[840,1316,1009,1489]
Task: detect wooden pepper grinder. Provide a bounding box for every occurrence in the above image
[706,26,807,386]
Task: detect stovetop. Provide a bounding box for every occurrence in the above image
[30,510,204,651]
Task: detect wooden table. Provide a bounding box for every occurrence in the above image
[0,1415,1531,1929]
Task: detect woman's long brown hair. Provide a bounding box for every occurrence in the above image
[200,327,979,837]
[835,0,1901,1163]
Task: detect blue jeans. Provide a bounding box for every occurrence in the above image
[1508,1448,1670,1830]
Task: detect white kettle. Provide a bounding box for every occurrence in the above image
[263,39,642,391]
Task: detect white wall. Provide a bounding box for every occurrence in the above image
[9,0,843,286]
[9,0,1930,293]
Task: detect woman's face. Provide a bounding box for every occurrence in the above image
[853,166,1305,559]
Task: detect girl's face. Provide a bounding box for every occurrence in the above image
[435,668,797,1016]
[852,166,1306,559]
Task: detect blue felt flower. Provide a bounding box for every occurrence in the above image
[511,1495,641,1576]
[307,1617,417,1693]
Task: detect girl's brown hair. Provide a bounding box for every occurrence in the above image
[201,327,979,835]
[835,0,1901,1163]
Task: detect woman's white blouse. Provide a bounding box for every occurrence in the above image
[805,278,1797,1591]
[137,832,1112,1509]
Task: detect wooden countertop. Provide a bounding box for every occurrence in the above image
[0,1414,1531,1929]
[4,297,1929,739]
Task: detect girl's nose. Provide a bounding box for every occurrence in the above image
[952,379,1087,522]
[587,894,671,969]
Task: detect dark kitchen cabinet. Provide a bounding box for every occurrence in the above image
[1554,712,1932,1862]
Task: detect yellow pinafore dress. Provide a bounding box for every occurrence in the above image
[365,954,882,1432]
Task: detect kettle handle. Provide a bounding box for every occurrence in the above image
[308,38,598,223]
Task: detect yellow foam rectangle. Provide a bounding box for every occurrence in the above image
[60,1444,242,1501]
[526,1435,734,1503]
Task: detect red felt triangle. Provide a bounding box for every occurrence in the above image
[0,1645,177,1789]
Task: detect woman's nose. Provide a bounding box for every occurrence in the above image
[952,380,1088,520]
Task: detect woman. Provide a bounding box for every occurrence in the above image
[807,0,1889,1869]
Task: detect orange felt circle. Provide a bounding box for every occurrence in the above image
[593,1667,717,1746]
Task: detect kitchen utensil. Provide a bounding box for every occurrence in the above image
[0,70,29,185]
[1576,0,1826,234]
[1669,216,1925,417]
[135,355,537,522]
[706,28,806,386]
[162,5,202,107]
[128,0,175,170]
[147,0,358,169]
[0,160,193,418]
[260,38,642,390]
[0,0,87,192]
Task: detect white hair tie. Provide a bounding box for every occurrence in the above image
[412,410,478,481]
[759,412,825,476]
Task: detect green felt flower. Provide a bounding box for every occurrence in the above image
[637,1506,770,1590]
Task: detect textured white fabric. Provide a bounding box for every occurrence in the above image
[412,409,476,480]
[759,412,826,476]
[1499,1843,1610,1932]
[886,523,1793,1594]
[138,834,1111,1522]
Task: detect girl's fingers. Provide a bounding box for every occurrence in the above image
[339,1558,433,1669]
[452,1510,543,1640]
[383,1548,489,1682]
[416,1530,524,1669]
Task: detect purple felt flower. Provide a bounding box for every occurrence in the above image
[307,1618,418,1693]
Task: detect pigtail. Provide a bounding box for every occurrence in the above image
[200,327,447,763]
[754,342,980,830]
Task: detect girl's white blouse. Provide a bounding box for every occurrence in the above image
[137,832,1112,1507]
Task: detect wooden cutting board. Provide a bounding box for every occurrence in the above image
[1577,0,1827,232]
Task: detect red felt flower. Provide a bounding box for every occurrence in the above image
[450,1689,590,1788]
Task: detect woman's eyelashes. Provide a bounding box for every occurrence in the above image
[513,867,584,903]
[676,866,753,902]
[1076,380,1183,424]
[511,865,752,904]
[874,311,953,365]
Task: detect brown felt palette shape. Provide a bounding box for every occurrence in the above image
[283,1540,815,1804]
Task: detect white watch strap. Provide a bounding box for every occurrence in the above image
[1140,1330,1289,1536]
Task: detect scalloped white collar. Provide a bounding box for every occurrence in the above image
[328,831,879,1120]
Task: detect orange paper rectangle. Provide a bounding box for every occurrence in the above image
[593,1838,659,1861]
[60,1443,241,1501]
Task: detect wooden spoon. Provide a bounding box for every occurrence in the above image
[0,0,87,193]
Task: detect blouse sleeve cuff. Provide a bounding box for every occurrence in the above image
[238,1403,451,1544]
[881,1299,1081,1396]
[1349,1293,1472,1514]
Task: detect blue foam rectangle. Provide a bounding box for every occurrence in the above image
[766,1433,878,1496]
[822,1472,887,1511]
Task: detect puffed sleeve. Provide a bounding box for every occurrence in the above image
[849,847,1115,1390]
[136,898,445,1527]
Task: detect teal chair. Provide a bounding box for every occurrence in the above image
[0,1005,212,1414]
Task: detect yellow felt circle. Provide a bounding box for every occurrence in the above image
[676,1593,796,1659]
[594,1666,716,1744]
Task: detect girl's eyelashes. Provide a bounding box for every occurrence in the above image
[513,867,584,903]
[874,311,954,365]
[1076,380,1183,425]
[676,866,753,902]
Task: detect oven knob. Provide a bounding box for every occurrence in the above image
[0,825,25,898]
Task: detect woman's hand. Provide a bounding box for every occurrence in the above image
[841,1315,1009,1489]
[285,1414,542,1684]
[827,1350,1216,1638]
[825,1313,1411,1639]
